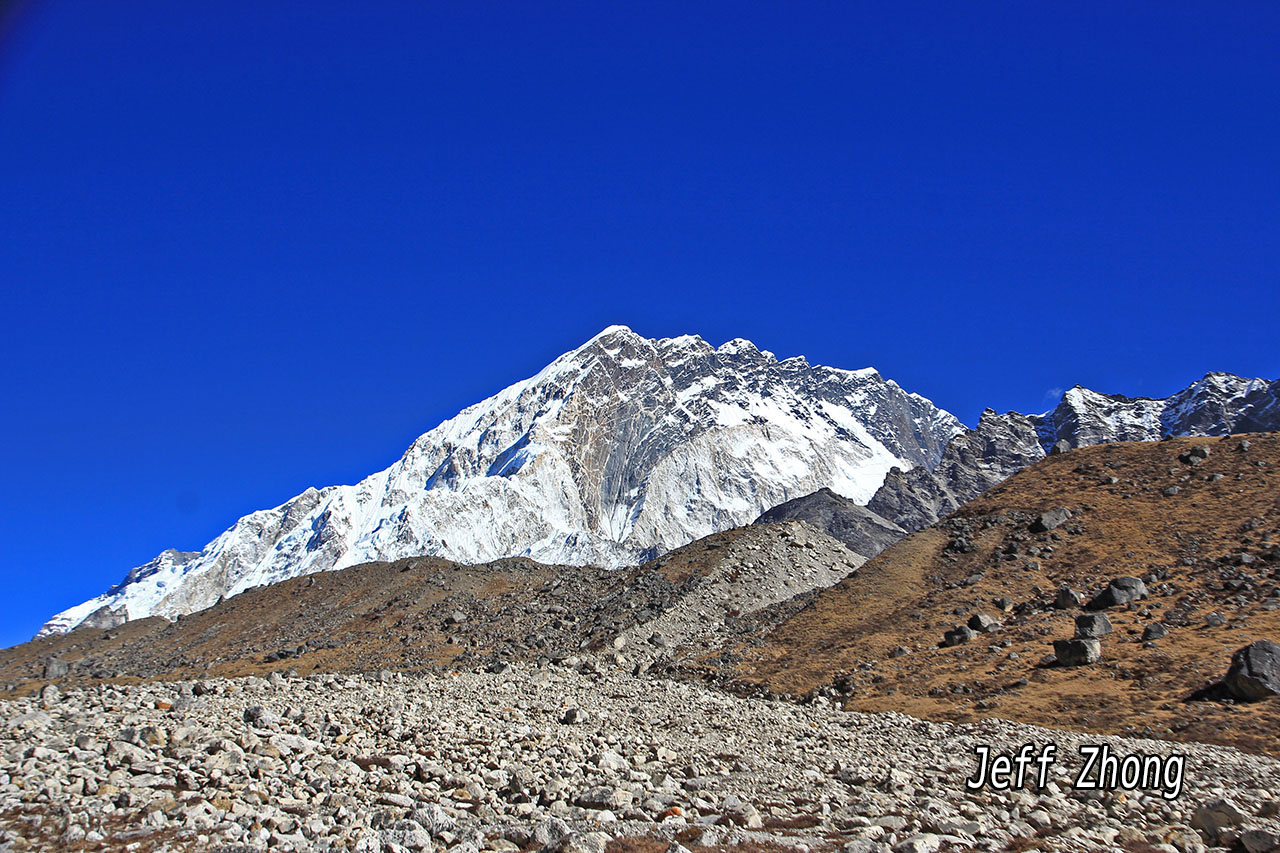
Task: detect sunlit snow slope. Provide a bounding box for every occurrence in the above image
[41,326,965,635]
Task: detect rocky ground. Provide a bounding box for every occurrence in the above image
[5,665,1280,853]
[6,434,1280,851]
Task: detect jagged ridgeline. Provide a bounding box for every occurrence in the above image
[41,327,1279,637]
[43,327,964,635]
[762,373,1280,555]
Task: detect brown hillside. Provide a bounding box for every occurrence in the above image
[0,556,601,690]
[718,433,1280,754]
[0,521,858,696]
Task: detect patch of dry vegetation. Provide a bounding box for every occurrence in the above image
[724,434,1280,754]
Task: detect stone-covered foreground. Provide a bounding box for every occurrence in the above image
[2,667,1280,852]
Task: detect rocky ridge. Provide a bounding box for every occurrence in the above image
[753,489,906,559]
[861,372,1280,537]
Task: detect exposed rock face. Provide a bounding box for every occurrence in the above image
[42,327,960,636]
[867,409,1046,533]
[39,323,1279,641]
[1235,380,1280,434]
[865,372,1279,535]
[1035,373,1280,449]
[77,605,128,631]
[753,487,906,559]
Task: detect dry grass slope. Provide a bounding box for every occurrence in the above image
[724,434,1280,755]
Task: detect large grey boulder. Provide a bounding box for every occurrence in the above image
[1223,641,1280,702]
[1030,507,1072,533]
[1087,577,1148,610]
[967,613,1001,633]
[533,818,573,848]
[1053,639,1101,666]
[1054,587,1084,610]
[42,659,69,679]
[1192,798,1247,844]
[1074,614,1114,639]
[1240,829,1280,853]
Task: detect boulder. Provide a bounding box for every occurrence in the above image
[892,834,941,853]
[42,659,69,679]
[410,804,456,836]
[1223,641,1280,702]
[1053,587,1084,610]
[1049,439,1072,455]
[1052,639,1101,667]
[1074,613,1114,639]
[1192,798,1246,843]
[1030,507,1071,533]
[561,707,588,724]
[1240,829,1280,853]
[720,795,764,829]
[1179,444,1211,464]
[533,818,573,848]
[243,706,279,728]
[943,626,977,647]
[381,819,434,851]
[1087,577,1148,610]
[967,613,1001,633]
[1142,623,1168,642]
[577,786,633,810]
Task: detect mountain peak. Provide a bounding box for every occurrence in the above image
[40,329,964,636]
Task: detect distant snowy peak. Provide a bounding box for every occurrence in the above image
[867,372,1279,535]
[1033,372,1279,450]
[40,326,965,636]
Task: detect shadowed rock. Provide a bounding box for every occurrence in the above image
[1087,577,1149,610]
[754,488,905,559]
[1223,641,1280,702]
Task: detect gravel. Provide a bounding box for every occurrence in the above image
[2,665,1279,852]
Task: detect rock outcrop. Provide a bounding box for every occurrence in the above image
[753,487,906,559]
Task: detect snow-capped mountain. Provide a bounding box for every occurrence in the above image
[1034,373,1280,448]
[868,372,1280,533]
[41,326,965,635]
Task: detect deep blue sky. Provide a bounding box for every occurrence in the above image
[2,2,1278,646]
